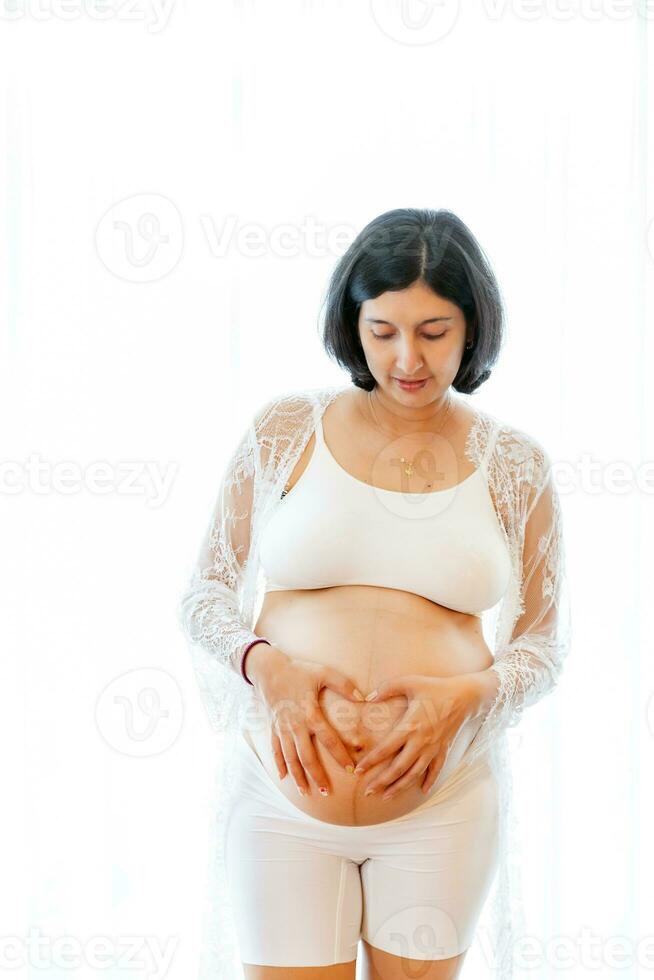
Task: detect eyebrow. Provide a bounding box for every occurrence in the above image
[364,317,454,327]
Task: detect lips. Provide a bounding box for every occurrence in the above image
[394,377,429,389]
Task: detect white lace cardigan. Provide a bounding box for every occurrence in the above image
[177,381,572,980]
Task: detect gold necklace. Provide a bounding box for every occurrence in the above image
[367,388,454,482]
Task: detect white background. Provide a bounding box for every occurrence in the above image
[2,1,653,978]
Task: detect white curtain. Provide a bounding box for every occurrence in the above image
[3,4,652,978]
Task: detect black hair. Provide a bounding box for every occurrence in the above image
[319,207,505,394]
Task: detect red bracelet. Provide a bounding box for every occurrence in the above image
[240,637,271,685]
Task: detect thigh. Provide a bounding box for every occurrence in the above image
[244,963,356,980]
[360,761,500,963]
[225,785,362,969]
[361,940,468,980]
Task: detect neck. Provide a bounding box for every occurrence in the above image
[368,385,454,432]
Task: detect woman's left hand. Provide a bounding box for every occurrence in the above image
[353,674,482,799]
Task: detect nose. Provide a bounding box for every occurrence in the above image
[395,338,424,376]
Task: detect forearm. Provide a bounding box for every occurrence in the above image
[464,665,501,718]
[465,636,565,737]
[242,640,290,691]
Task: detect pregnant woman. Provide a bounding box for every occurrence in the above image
[177,208,571,980]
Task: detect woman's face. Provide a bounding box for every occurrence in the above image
[357,279,469,408]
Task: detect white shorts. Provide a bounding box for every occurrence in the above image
[224,729,500,968]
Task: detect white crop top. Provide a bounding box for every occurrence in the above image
[259,405,512,617]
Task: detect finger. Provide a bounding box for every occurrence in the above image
[365,675,415,702]
[270,730,287,780]
[421,752,446,794]
[321,666,365,703]
[278,728,311,797]
[354,732,405,774]
[294,733,332,796]
[380,755,431,800]
[364,745,420,796]
[307,705,357,772]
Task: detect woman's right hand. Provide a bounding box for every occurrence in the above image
[250,649,366,797]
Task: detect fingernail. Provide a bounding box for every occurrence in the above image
[382,792,392,800]
[297,786,306,796]
[319,787,329,796]
[345,764,355,774]
[352,688,365,702]
[354,766,364,775]
[365,690,377,701]
[365,787,376,796]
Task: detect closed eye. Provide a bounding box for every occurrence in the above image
[372,333,446,341]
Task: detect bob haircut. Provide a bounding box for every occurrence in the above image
[319,207,505,395]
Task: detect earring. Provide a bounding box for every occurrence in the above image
[466,339,473,349]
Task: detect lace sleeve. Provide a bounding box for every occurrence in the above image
[483,441,571,736]
[176,401,271,685]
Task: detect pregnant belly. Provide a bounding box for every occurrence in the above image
[246,585,495,826]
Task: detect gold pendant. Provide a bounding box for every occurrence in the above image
[400,457,414,477]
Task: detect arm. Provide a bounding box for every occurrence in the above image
[176,398,286,722]
[472,444,572,739]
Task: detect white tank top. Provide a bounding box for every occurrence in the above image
[259,404,511,617]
